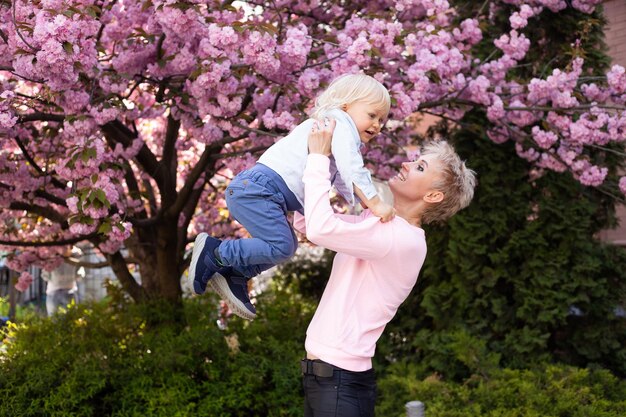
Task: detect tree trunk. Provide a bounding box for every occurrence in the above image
[153,220,183,303]
[8,270,17,322]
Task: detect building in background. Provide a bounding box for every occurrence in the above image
[598,0,626,246]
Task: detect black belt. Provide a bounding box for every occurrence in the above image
[301,359,335,378]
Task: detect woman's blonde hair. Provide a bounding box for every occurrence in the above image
[420,141,477,225]
[311,73,391,119]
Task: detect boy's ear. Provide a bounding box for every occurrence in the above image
[341,104,348,111]
[423,190,444,204]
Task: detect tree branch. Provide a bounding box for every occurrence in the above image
[12,0,38,52]
[505,104,626,112]
[128,216,161,227]
[33,189,68,207]
[64,256,139,269]
[19,112,66,123]
[219,145,269,159]
[586,143,626,158]
[418,97,477,110]
[101,120,165,189]
[161,113,180,207]
[177,185,205,264]
[300,50,348,71]
[13,135,68,190]
[231,121,284,138]
[166,143,218,217]
[8,201,68,226]
[104,251,146,302]
[143,177,158,217]
[0,233,99,247]
[123,162,148,220]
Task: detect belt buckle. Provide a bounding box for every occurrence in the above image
[300,359,308,375]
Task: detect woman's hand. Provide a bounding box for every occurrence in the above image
[308,117,336,156]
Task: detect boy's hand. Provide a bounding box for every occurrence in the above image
[308,117,336,156]
[369,200,396,222]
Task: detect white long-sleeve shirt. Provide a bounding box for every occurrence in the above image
[42,262,78,294]
[293,154,427,371]
[258,108,378,207]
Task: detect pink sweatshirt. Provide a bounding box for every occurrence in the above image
[294,154,427,372]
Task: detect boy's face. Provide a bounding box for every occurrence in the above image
[342,101,387,144]
[389,153,443,202]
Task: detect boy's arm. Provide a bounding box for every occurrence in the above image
[353,184,396,222]
[303,154,393,260]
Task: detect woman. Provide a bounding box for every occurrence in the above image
[296,119,476,416]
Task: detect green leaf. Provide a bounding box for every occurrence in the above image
[85,5,101,18]
[98,221,112,234]
[63,41,74,55]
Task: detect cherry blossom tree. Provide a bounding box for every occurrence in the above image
[0,0,623,303]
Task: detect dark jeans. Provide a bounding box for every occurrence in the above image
[302,359,377,417]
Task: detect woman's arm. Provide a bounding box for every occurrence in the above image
[304,120,393,259]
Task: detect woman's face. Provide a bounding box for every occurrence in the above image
[388,153,443,203]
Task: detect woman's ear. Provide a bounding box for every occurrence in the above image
[423,190,444,204]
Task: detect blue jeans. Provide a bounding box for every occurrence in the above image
[219,165,299,278]
[46,288,76,316]
[302,360,377,417]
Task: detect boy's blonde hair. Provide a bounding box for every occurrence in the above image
[311,73,391,119]
[420,141,476,225]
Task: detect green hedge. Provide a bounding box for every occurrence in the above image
[378,362,626,417]
[0,290,313,417]
[1,293,624,416]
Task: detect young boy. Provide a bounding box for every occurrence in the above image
[189,73,395,320]
[299,120,476,416]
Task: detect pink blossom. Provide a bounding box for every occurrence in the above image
[278,26,311,71]
[242,31,280,76]
[619,177,626,196]
[297,69,322,97]
[571,0,602,14]
[391,83,417,119]
[577,164,607,186]
[67,196,79,213]
[487,96,505,122]
[90,107,120,125]
[453,19,482,44]
[15,272,34,292]
[515,143,540,162]
[487,127,510,144]
[581,83,609,102]
[468,76,492,105]
[607,65,626,95]
[0,0,619,280]
[0,112,17,129]
[531,126,558,149]
[536,152,567,172]
[494,30,530,61]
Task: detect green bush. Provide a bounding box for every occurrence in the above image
[0,289,313,417]
[1,292,625,416]
[0,297,42,324]
[378,362,626,417]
